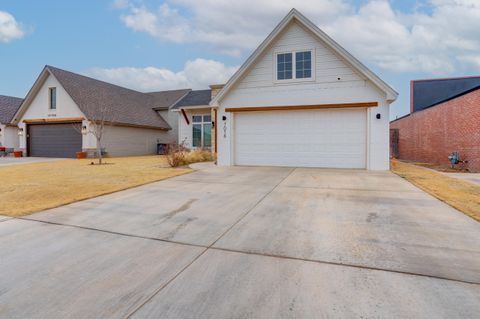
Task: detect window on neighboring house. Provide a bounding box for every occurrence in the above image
[276,50,312,81]
[49,87,57,110]
[192,114,212,148]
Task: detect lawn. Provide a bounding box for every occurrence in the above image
[0,156,191,217]
[391,160,480,222]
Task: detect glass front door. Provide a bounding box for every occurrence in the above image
[192,114,212,148]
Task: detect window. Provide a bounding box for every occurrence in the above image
[296,51,312,79]
[49,87,56,110]
[276,50,312,81]
[192,114,212,148]
[277,53,292,80]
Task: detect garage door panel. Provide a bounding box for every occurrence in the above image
[234,108,367,168]
[29,124,82,158]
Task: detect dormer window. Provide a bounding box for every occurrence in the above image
[49,87,56,110]
[276,50,313,81]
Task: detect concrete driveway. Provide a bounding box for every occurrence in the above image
[0,166,479,318]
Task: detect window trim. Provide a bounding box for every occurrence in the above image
[191,113,212,148]
[273,48,315,84]
[49,87,57,110]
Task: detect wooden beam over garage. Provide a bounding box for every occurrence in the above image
[225,102,378,113]
[23,117,85,124]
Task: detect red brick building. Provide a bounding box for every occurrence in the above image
[390,77,480,172]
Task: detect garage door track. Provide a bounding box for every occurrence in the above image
[0,166,479,318]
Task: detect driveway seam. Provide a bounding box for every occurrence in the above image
[211,247,480,286]
[122,167,297,319]
[277,185,422,193]
[16,210,480,286]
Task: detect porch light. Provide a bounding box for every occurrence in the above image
[81,125,88,135]
[17,128,23,136]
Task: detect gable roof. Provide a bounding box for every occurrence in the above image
[0,95,23,124]
[172,89,212,109]
[411,76,480,112]
[148,89,191,110]
[211,8,398,106]
[14,66,175,130]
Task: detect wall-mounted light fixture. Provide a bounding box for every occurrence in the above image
[376,113,381,119]
[18,128,24,136]
[81,125,88,135]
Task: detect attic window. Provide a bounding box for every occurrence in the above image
[277,53,292,80]
[276,50,313,81]
[49,87,56,110]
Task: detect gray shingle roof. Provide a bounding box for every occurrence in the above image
[412,77,480,112]
[47,66,172,130]
[0,95,23,124]
[173,89,212,109]
[148,89,191,110]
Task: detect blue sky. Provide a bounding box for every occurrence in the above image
[1,0,479,119]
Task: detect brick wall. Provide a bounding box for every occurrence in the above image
[390,89,480,172]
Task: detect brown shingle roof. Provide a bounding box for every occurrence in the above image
[0,95,23,124]
[47,66,172,130]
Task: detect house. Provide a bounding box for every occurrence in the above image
[11,66,188,158]
[190,9,397,169]
[390,76,480,172]
[0,95,23,149]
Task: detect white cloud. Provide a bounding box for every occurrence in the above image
[85,58,239,91]
[0,11,25,43]
[114,0,480,74]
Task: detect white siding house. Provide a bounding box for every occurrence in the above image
[211,9,397,170]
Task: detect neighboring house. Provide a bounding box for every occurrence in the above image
[205,9,397,169]
[11,66,185,158]
[390,76,480,172]
[0,95,23,149]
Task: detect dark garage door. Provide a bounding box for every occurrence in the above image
[28,123,82,158]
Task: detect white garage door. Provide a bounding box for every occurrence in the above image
[234,108,367,168]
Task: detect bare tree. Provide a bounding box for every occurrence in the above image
[76,104,115,165]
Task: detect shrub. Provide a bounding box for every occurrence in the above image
[165,143,186,167]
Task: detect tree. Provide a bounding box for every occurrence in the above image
[80,104,115,165]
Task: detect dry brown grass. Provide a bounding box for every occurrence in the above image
[166,148,216,167]
[0,156,191,217]
[391,159,480,222]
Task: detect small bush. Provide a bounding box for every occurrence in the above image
[165,143,186,167]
